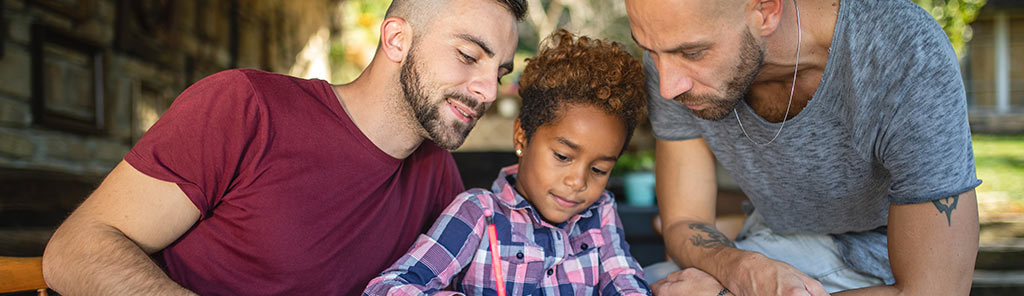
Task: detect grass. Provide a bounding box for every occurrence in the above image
[972,134,1024,221]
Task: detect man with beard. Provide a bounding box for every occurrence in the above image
[626,0,980,295]
[42,0,525,295]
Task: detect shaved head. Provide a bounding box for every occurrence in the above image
[385,0,526,36]
[384,0,445,34]
[703,0,748,24]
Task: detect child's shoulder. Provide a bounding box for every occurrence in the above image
[455,188,498,203]
[443,188,500,216]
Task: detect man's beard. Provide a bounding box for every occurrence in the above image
[673,29,765,121]
[400,50,484,150]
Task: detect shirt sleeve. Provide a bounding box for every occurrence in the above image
[877,23,982,205]
[597,199,652,295]
[363,191,488,296]
[123,69,264,218]
[643,51,703,141]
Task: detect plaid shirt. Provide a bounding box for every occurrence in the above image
[364,165,650,296]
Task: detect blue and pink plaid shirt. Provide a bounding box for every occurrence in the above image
[364,164,650,296]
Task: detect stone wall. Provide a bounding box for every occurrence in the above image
[0,0,339,176]
[0,0,340,255]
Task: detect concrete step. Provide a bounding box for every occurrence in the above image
[972,270,1024,296]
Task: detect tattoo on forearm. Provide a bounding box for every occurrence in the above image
[687,223,735,249]
[932,195,960,227]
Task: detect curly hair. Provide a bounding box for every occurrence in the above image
[517,29,648,154]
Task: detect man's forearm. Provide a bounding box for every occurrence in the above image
[43,221,196,296]
[662,220,753,280]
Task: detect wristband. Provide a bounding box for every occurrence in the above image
[716,288,729,296]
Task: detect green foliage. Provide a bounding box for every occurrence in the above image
[613,150,655,175]
[912,0,987,57]
[329,0,392,83]
[972,134,1024,203]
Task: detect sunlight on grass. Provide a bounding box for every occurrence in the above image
[972,134,1024,222]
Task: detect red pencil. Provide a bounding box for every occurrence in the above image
[484,209,506,296]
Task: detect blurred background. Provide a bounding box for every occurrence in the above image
[0,0,1021,294]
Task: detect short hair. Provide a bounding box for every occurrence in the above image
[517,29,648,154]
[385,0,527,31]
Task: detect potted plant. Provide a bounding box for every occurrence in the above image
[614,150,656,207]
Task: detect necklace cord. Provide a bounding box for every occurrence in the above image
[735,0,802,146]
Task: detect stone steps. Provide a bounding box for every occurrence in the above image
[972,270,1024,295]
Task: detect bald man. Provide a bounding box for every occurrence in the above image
[42,0,525,294]
[626,0,980,295]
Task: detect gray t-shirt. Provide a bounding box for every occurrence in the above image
[646,0,981,283]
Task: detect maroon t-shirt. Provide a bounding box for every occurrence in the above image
[124,69,464,295]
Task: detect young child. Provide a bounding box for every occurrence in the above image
[364,29,650,296]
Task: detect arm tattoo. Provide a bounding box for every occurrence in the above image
[932,195,959,227]
[687,223,735,249]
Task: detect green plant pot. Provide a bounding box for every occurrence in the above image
[624,171,656,207]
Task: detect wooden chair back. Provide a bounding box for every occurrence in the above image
[0,256,48,295]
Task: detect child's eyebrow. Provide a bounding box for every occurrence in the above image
[557,137,618,162]
[557,137,581,151]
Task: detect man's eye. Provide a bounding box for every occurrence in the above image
[591,167,608,175]
[498,71,509,85]
[459,51,478,63]
[684,50,705,60]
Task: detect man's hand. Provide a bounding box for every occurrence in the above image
[651,268,729,296]
[722,253,831,296]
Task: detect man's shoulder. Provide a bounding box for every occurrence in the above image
[836,0,961,105]
[199,69,325,95]
[198,68,287,83]
[231,68,311,82]
[849,0,935,25]
[845,0,949,50]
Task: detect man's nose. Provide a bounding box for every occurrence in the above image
[658,61,694,100]
[469,72,499,105]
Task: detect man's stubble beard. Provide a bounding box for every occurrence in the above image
[400,49,484,150]
[673,29,765,121]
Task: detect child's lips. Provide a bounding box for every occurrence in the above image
[550,192,581,208]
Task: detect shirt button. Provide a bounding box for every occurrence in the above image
[547,269,554,276]
[516,251,524,259]
[581,243,589,250]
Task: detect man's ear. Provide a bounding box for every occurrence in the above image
[380,16,412,63]
[513,118,527,156]
[752,0,784,36]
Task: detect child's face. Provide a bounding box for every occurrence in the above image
[513,104,626,225]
